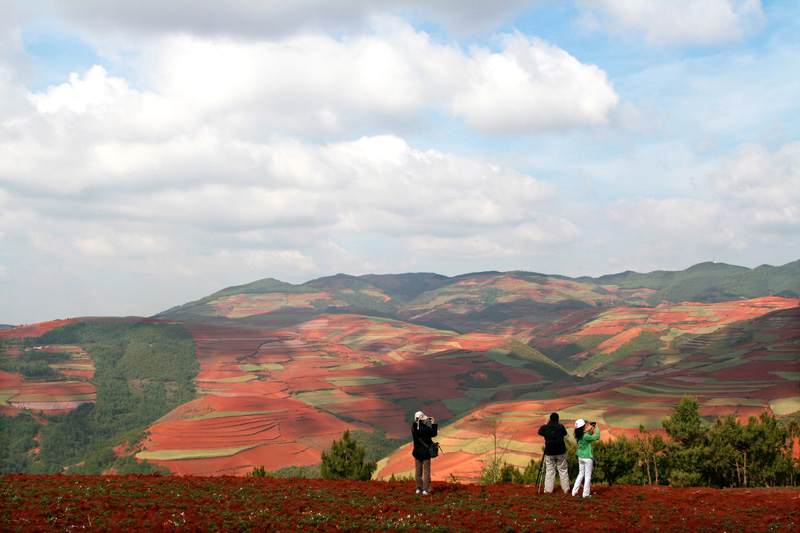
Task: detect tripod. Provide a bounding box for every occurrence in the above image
[536,457,545,493]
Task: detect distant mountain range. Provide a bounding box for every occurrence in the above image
[158,260,800,319]
[2,260,798,479]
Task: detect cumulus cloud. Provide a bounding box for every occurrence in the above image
[17,15,619,142]
[608,197,724,238]
[0,111,561,268]
[143,19,464,137]
[2,0,797,325]
[405,213,581,260]
[73,230,169,258]
[453,33,619,134]
[30,65,131,114]
[578,0,765,46]
[50,0,533,39]
[604,141,800,264]
[96,135,555,237]
[708,142,800,229]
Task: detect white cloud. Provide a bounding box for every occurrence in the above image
[30,65,131,114]
[708,142,800,229]
[17,16,619,144]
[1,0,798,325]
[73,230,169,258]
[608,197,724,237]
[453,33,618,134]
[203,248,318,278]
[51,0,533,39]
[405,214,581,260]
[578,0,766,46]
[83,134,557,238]
[143,19,464,136]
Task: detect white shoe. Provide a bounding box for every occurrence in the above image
[422,491,428,495]
[416,490,421,494]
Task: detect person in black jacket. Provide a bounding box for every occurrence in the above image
[537,412,569,493]
[411,410,438,495]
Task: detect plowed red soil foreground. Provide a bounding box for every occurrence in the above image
[1,475,797,532]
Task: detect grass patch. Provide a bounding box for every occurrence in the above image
[325,376,394,387]
[137,444,257,460]
[239,363,284,371]
[186,409,288,421]
[770,397,800,416]
[769,372,800,381]
[195,375,256,383]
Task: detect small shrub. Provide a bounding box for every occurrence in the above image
[246,466,274,478]
[668,470,703,487]
[320,429,377,481]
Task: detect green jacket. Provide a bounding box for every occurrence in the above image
[576,427,600,459]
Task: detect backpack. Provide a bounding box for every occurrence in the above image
[544,424,561,443]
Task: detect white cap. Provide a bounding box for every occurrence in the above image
[414,411,428,421]
[575,419,586,429]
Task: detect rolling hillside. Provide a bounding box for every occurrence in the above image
[1,261,798,480]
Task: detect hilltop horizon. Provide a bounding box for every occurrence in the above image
[4,258,798,327]
[3,1,799,330]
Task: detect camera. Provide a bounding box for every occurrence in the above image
[589,421,596,427]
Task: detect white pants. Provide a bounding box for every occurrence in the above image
[572,457,593,497]
[544,454,570,493]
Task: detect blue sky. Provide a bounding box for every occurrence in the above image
[0,0,798,325]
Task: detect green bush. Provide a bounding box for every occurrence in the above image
[247,466,275,478]
[320,430,377,481]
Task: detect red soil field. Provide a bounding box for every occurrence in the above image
[1,475,796,532]
[139,299,799,478]
[4,294,796,481]
[0,318,79,338]
[0,371,96,415]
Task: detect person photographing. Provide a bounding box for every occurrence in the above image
[537,412,569,493]
[572,419,600,498]
[411,411,438,495]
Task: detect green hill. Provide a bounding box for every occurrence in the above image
[159,261,798,319]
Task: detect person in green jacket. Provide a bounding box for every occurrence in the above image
[571,418,600,498]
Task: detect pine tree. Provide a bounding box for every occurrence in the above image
[320,429,377,481]
[662,395,705,447]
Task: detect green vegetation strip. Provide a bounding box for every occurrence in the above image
[195,375,256,383]
[769,372,800,381]
[325,376,394,387]
[582,397,672,409]
[187,409,287,421]
[435,351,481,360]
[137,444,257,460]
[239,363,284,371]
[705,397,765,407]
[604,413,665,430]
[12,394,96,402]
[770,397,800,415]
[443,397,479,415]
[761,350,800,360]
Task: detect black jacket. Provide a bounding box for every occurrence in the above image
[411,421,439,460]
[538,420,567,456]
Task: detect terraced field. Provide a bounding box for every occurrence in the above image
[1,268,798,480]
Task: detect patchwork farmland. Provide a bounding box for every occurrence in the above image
[1,263,798,480]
